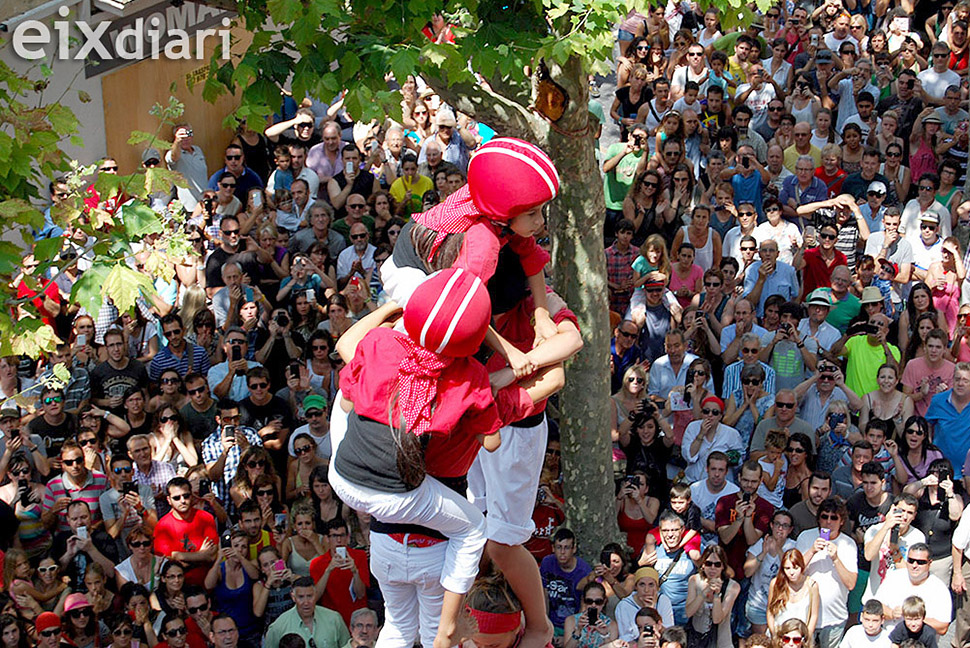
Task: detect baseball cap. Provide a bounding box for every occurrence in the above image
[920,211,941,224]
[867,181,887,196]
[816,49,834,62]
[141,147,161,164]
[302,394,327,413]
[0,403,21,419]
[878,258,898,276]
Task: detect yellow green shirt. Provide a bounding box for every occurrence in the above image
[390,174,434,216]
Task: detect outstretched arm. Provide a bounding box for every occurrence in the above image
[335,301,402,363]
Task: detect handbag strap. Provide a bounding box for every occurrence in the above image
[657,547,686,586]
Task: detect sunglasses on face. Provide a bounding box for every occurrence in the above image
[113,628,133,637]
[169,493,191,501]
[818,232,837,240]
[742,347,759,354]
[40,629,60,637]
[705,560,722,567]
[907,557,929,565]
[44,396,63,405]
[187,602,210,614]
[187,386,206,395]
[906,428,926,436]
[819,514,840,521]
[921,223,938,230]
[247,460,267,469]
[159,415,178,423]
[219,183,236,189]
[704,282,721,288]
[129,540,151,548]
[739,211,756,217]
[78,437,98,447]
[702,408,722,416]
[225,155,242,161]
[781,636,804,645]
[113,466,132,475]
[776,401,796,409]
[11,467,30,477]
[248,382,269,390]
[305,410,324,419]
[162,328,183,338]
[100,166,119,172]
[295,445,314,455]
[742,378,761,385]
[618,330,637,338]
[256,488,275,497]
[69,609,92,618]
[166,626,188,637]
[786,446,807,454]
[741,246,757,252]
[62,457,83,466]
[584,598,606,605]
[627,377,645,384]
[221,229,240,236]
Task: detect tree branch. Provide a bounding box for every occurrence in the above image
[423,73,537,141]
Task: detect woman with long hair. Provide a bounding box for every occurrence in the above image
[281,503,328,578]
[61,593,99,648]
[672,203,720,273]
[611,65,653,142]
[186,305,222,365]
[308,464,348,534]
[771,619,815,648]
[0,455,51,559]
[669,243,704,309]
[783,433,814,509]
[561,581,619,648]
[204,531,261,647]
[286,433,326,501]
[927,238,966,335]
[0,615,30,648]
[464,574,525,648]
[151,562,187,617]
[3,549,64,617]
[614,471,660,557]
[908,457,964,584]
[910,108,945,186]
[147,369,187,413]
[253,473,288,531]
[665,29,696,78]
[617,37,651,88]
[290,290,325,339]
[936,160,964,223]
[723,364,774,451]
[685,545,740,648]
[230,447,280,508]
[115,525,165,590]
[321,294,353,340]
[766,549,819,636]
[590,543,635,616]
[841,124,865,174]
[116,310,158,365]
[744,510,797,635]
[253,545,295,628]
[610,364,648,469]
[103,614,136,648]
[859,363,913,436]
[148,405,198,472]
[623,171,671,249]
[786,74,821,125]
[83,563,119,617]
[304,330,338,400]
[899,282,942,356]
[880,139,911,202]
[121,386,151,441]
[715,127,739,169]
[890,416,944,487]
[306,242,338,295]
[903,311,945,365]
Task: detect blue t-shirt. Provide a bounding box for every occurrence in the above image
[540,555,592,630]
[655,542,696,625]
[732,170,765,217]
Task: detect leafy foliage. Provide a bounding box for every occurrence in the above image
[0,56,194,358]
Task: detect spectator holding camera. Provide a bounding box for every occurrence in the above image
[832,313,900,398]
[615,472,660,556]
[562,582,619,648]
[619,398,673,495]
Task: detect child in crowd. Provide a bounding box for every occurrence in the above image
[269,145,294,192]
[668,483,702,539]
[841,599,892,648]
[754,430,788,508]
[274,189,302,234]
[889,597,938,648]
[629,235,672,325]
[673,81,702,114]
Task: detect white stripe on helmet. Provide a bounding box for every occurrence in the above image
[436,273,483,355]
[419,269,465,349]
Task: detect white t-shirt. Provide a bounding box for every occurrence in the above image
[691,480,740,547]
[795,529,859,627]
[746,536,798,611]
[838,624,893,648]
[874,570,952,633]
[862,524,926,600]
[918,68,962,100]
[753,221,802,265]
[288,423,332,460]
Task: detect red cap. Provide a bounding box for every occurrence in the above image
[404,269,491,358]
[702,395,725,411]
[878,258,898,276]
[466,138,559,222]
[35,612,61,633]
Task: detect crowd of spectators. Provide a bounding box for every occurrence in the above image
[3,2,970,648]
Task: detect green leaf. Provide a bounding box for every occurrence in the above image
[103,264,155,313]
[8,322,58,358]
[70,265,110,316]
[32,236,64,265]
[121,202,164,238]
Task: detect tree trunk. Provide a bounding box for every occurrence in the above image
[541,54,620,561]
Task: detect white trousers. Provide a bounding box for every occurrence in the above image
[371,532,446,648]
[329,391,487,594]
[466,416,548,545]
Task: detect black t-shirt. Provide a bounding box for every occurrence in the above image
[89,360,149,409]
[915,491,957,560]
[240,395,295,478]
[889,621,938,648]
[203,248,261,291]
[620,435,671,501]
[180,401,218,441]
[51,528,119,591]
[253,331,306,392]
[334,412,408,493]
[846,490,891,569]
[0,500,19,550]
[27,413,78,456]
[614,86,652,122]
[330,171,376,220]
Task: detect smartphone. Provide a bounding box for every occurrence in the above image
[199,478,211,497]
[231,346,242,362]
[275,513,288,532]
[345,161,354,175]
[122,481,137,496]
[76,525,88,540]
[223,425,236,442]
[811,34,819,47]
[306,289,316,303]
[287,363,301,380]
[221,532,232,549]
[587,607,598,626]
[274,559,286,572]
[741,491,751,503]
[820,528,831,541]
[76,334,87,347]
[19,479,30,507]
[804,225,816,245]
[742,156,751,169]
[829,412,846,428]
[642,626,654,638]
[252,192,262,208]
[335,546,348,559]
[890,526,900,545]
[601,550,613,566]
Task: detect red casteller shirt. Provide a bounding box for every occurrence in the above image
[714,493,774,577]
[308,548,371,626]
[800,246,847,300]
[153,508,218,587]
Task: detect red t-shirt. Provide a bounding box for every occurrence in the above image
[525,501,566,561]
[713,493,774,577]
[309,548,371,626]
[800,247,847,300]
[814,167,847,198]
[340,327,502,478]
[153,509,218,587]
[16,278,61,327]
[646,527,702,555]
[455,218,550,283]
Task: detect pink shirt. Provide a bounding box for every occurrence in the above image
[901,357,956,417]
[669,264,704,308]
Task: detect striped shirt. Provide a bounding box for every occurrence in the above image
[41,470,109,532]
[148,342,211,381]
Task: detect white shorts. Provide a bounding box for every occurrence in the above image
[329,392,487,593]
[466,415,548,546]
